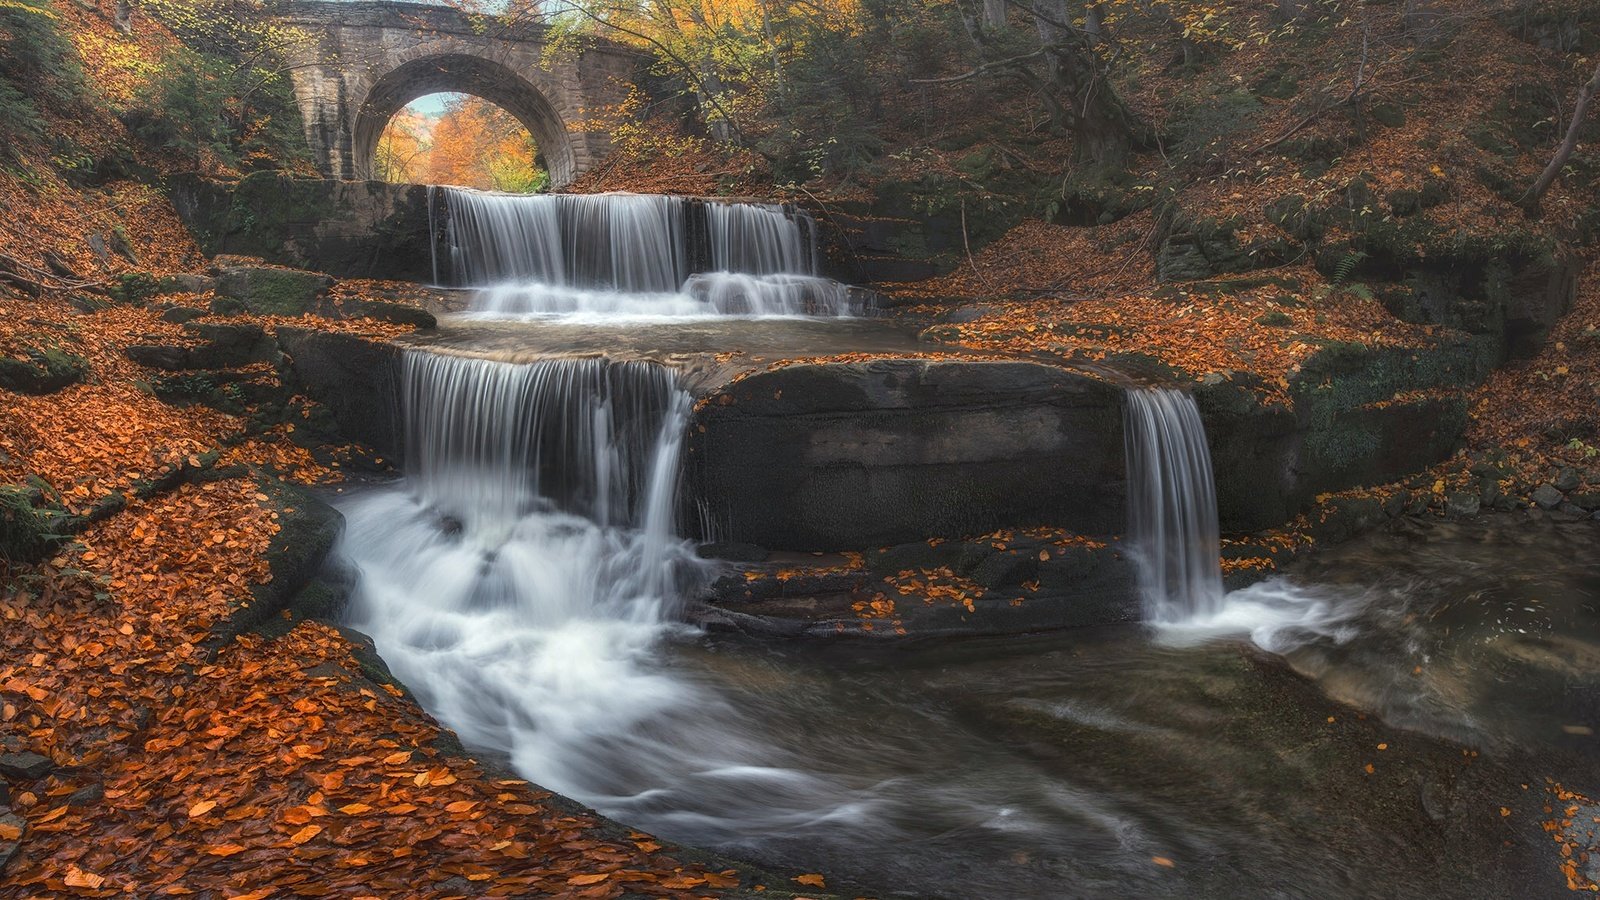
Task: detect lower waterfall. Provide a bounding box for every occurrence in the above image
[1123,387,1225,622]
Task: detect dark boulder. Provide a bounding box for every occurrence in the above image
[687,359,1125,551]
[275,327,402,458]
[0,751,53,781]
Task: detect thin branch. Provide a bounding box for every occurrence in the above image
[909,48,1048,85]
[1522,58,1600,212]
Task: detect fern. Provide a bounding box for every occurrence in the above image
[1332,250,1367,285]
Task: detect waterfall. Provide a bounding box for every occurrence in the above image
[704,201,817,275]
[399,352,687,532]
[341,352,701,745]
[435,188,819,291]
[338,350,873,840]
[1123,388,1224,622]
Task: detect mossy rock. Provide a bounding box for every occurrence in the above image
[0,485,70,564]
[214,265,333,316]
[1255,310,1293,327]
[108,272,161,306]
[0,345,88,394]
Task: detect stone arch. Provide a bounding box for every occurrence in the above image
[352,53,576,187]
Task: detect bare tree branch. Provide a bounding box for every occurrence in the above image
[1522,58,1600,213]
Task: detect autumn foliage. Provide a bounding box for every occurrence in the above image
[376,96,547,193]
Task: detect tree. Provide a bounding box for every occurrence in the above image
[1522,58,1600,214]
[374,110,430,184]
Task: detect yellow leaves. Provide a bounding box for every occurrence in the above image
[795,874,827,887]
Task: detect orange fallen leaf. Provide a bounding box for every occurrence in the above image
[64,866,106,889]
[290,824,322,845]
[567,873,611,886]
[207,843,247,857]
[795,874,827,888]
[1152,856,1175,868]
[188,800,216,818]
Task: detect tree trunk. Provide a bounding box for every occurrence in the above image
[983,0,1006,29]
[1032,0,1136,165]
[1523,58,1600,213]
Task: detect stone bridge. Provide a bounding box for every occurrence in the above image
[272,1,643,187]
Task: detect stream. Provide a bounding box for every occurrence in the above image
[333,188,1599,898]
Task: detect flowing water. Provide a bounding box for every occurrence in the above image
[1123,388,1225,622]
[431,188,855,318]
[335,192,1600,897]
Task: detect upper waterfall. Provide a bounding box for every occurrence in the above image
[432,188,820,292]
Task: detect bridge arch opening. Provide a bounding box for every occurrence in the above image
[353,53,577,187]
[375,93,549,192]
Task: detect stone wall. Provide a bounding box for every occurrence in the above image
[169,174,439,282]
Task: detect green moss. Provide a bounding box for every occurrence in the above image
[1255,310,1293,327]
[0,485,69,563]
[214,266,331,316]
[109,272,161,305]
[0,342,88,394]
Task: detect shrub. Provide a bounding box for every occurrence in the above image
[0,0,87,158]
[122,43,308,171]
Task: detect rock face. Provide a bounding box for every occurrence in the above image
[1199,335,1494,531]
[686,359,1125,550]
[275,327,403,459]
[169,174,440,282]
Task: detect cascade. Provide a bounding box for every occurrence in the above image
[434,189,819,289]
[429,188,858,318]
[1123,387,1225,622]
[339,350,866,842]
